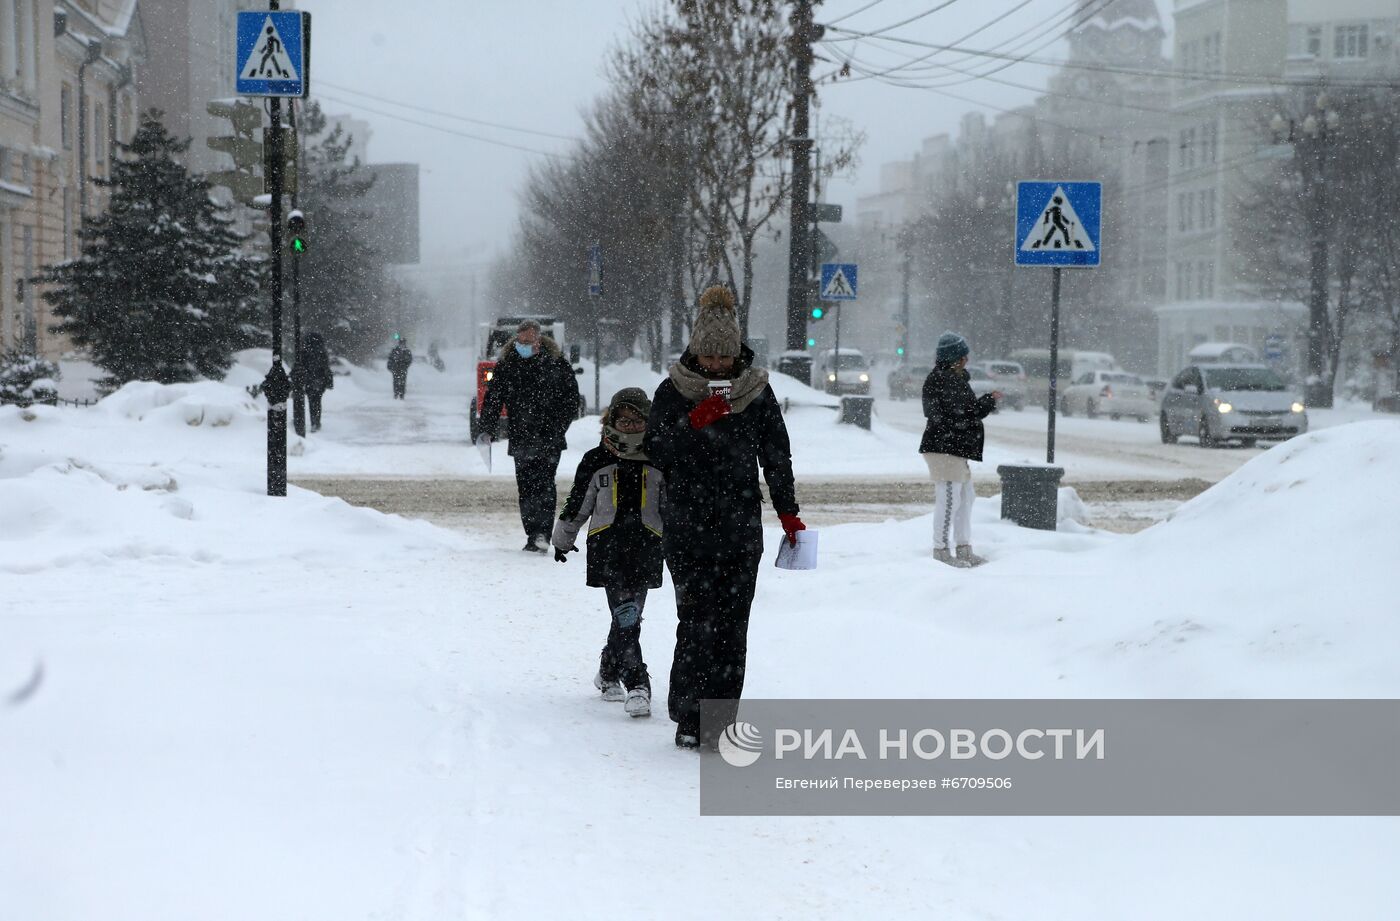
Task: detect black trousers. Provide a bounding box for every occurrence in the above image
[667,552,761,735]
[392,372,407,398]
[513,449,561,540]
[599,587,650,690]
[307,389,323,428]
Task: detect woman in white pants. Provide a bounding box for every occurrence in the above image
[918,332,1001,567]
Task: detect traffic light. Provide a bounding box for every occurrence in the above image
[207,100,264,205]
[806,337,817,348]
[206,100,297,207]
[896,346,906,356]
[810,305,825,321]
[287,209,307,254]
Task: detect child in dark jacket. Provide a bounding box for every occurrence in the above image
[552,388,666,718]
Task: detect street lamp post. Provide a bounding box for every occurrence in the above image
[1272,96,1340,409]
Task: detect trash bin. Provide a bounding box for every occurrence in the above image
[839,395,874,430]
[996,464,1064,531]
[776,352,813,386]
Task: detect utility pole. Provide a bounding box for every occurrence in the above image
[899,246,911,365]
[289,99,306,437]
[260,0,291,497]
[784,0,818,352]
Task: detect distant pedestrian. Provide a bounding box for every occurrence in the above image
[480,319,583,553]
[644,285,803,750]
[388,338,413,399]
[553,388,665,719]
[295,331,333,432]
[919,332,1001,568]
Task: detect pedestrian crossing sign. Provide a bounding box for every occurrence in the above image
[1015,181,1101,267]
[236,11,310,98]
[819,263,858,301]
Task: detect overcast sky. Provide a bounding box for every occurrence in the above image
[297,0,1166,267]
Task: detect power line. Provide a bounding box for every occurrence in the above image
[835,0,968,41]
[823,0,1098,83]
[316,80,582,141]
[313,92,571,159]
[825,24,1400,89]
[831,0,1125,91]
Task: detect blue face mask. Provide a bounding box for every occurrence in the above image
[516,343,535,359]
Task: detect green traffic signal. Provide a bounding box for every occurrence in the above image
[806,337,816,348]
[897,346,905,356]
[291,237,306,254]
[811,306,824,320]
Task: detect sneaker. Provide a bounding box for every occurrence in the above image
[593,670,625,702]
[933,547,970,568]
[955,545,988,567]
[624,687,651,718]
[675,729,701,749]
[531,533,551,552]
[522,538,548,554]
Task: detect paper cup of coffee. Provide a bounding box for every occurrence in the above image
[708,380,733,401]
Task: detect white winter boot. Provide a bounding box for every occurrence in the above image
[955,545,988,567]
[933,547,970,568]
[624,687,651,718]
[593,670,626,702]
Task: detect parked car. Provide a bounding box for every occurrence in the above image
[1008,348,1121,407]
[1159,364,1307,448]
[1143,376,1170,401]
[1059,370,1156,421]
[817,348,871,395]
[887,362,932,401]
[967,366,1004,410]
[969,360,1026,410]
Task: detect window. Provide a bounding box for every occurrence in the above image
[62,187,72,260]
[1335,24,1369,59]
[1204,32,1221,72]
[94,103,106,167]
[61,84,72,150]
[1177,193,1188,232]
[1204,122,1218,163]
[1178,130,1189,168]
[1201,263,1215,299]
[1187,128,1197,168]
[1204,188,1217,227]
[1307,26,1323,57]
[0,147,7,183]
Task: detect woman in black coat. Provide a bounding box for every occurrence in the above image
[644,286,804,750]
[920,332,1000,568]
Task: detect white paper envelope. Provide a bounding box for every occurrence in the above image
[775,529,818,571]
[475,435,492,473]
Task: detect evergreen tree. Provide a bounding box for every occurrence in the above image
[37,110,265,393]
[297,100,392,363]
[0,348,60,405]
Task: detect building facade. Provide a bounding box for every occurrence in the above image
[2,0,144,358]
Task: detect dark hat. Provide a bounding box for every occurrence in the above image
[935,331,970,365]
[605,387,652,424]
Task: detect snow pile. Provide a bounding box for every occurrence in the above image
[0,401,465,575]
[96,379,265,428]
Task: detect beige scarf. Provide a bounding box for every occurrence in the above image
[668,360,770,414]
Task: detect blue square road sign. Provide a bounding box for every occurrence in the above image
[1015,181,1101,268]
[236,11,311,98]
[819,263,858,301]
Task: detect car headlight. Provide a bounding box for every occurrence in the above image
[1216,401,1233,414]
[1291,402,1305,413]
[859,373,870,383]
[828,374,837,382]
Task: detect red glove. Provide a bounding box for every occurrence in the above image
[688,393,732,429]
[778,513,806,546]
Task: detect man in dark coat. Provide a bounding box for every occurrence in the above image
[919,331,1001,567]
[388,339,413,399]
[644,285,804,750]
[295,331,333,432]
[480,319,582,553]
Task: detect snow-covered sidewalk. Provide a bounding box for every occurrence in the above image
[4,371,1400,918]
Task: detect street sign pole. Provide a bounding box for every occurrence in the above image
[589,242,602,414]
[264,83,288,496]
[1047,267,1062,464]
[289,99,305,439]
[1014,181,1102,467]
